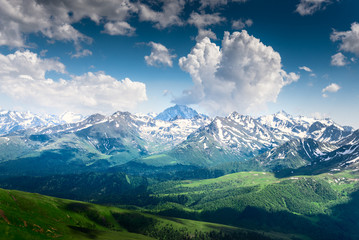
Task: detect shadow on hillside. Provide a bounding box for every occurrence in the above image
[0,149,78,176]
[273,159,347,178]
[112,212,157,234]
[326,190,359,238]
[155,189,359,240]
[68,225,100,239]
[65,202,113,228]
[201,207,352,240]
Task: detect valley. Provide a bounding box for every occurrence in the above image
[0,105,358,239]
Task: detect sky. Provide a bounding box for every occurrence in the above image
[0,0,358,128]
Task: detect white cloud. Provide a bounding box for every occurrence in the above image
[163,89,172,97]
[232,20,246,30]
[311,112,329,119]
[145,42,176,67]
[0,0,249,51]
[196,29,218,41]
[178,37,221,104]
[41,23,92,46]
[71,49,92,58]
[331,22,359,56]
[0,50,147,114]
[322,83,341,98]
[299,66,316,77]
[103,21,136,36]
[0,0,139,53]
[177,31,299,115]
[331,52,348,66]
[138,0,185,29]
[51,0,136,24]
[232,19,253,30]
[188,12,225,42]
[0,50,66,78]
[322,83,341,92]
[188,12,225,29]
[299,66,312,72]
[0,0,51,47]
[39,49,48,57]
[199,0,248,9]
[296,0,331,16]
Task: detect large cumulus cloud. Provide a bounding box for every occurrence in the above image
[176,31,299,115]
[0,50,147,114]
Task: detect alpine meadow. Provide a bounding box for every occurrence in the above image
[0,0,359,240]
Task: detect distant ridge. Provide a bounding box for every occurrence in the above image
[0,106,357,176]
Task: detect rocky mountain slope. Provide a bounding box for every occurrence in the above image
[160,111,354,167]
[0,109,84,136]
[0,106,356,175]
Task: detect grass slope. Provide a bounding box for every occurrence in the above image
[0,188,286,240]
[147,171,359,240]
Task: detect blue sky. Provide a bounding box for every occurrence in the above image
[0,0,358,128]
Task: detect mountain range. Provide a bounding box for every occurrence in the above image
[1,105,359,240]
[0,109,84,136]
[0,105,357,177]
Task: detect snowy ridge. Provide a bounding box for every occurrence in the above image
[257,111,353,143]
[0,107,354,160]
[184,110,352,156]
[168,110,355,167]
[28,110,210,155]
[0,110,58,135]
[0,106,357,170]
[0,109,86,136]
[253,138,338,171]
[135,115,211,152]
[338,130,359,146]
[179,112,278,162]
[317,142,359,171]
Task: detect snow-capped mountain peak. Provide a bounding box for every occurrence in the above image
[0,109,60,135]
[154,104,202,121]
[147,112,157,118]
[275,110,292,119]
[256,111,353,143]
[228,112,256,126]
[0,107,356,171]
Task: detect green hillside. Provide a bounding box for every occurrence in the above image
[0,188,290,240]
[1,170,359,239]
[147,171,359,240]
